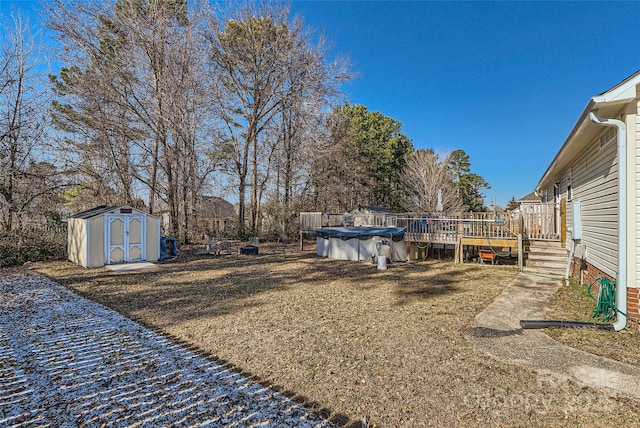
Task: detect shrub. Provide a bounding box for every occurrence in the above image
[0,226,67,267]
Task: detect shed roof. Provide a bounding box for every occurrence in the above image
[70,205,157,219]
[70,205,117,219]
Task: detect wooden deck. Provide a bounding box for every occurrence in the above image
[301,204,563,267]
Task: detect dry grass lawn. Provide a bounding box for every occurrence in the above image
[545,279,640,367]
[32,245,640,427]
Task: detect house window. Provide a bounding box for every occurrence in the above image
[567,175,572,201]
[599,127,616,149]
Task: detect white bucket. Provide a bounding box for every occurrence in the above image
[377,255,387,270]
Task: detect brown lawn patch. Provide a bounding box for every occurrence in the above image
[545,279,640,367]
[32,249,640,427]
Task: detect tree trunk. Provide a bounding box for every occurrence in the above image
[250,131,259,235]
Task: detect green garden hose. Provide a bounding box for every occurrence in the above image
[482,222,512,258]
[587,276,627,322]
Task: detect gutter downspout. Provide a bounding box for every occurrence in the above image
[589,110,627,331]
[565,238,576,281]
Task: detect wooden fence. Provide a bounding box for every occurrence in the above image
[299,212,396,231]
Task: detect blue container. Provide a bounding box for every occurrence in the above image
[167,238,177,257]
[160,236,178,260]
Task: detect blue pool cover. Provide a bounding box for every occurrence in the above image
[315,227,406,241]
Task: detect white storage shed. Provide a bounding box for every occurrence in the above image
[68,205,161,268]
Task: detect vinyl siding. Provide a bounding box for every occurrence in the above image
[565,199,573,248]
[543,127,619,278]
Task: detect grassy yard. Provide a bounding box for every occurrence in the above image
[33,247,640,427]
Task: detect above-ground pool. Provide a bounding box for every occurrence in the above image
[315,227,407,262]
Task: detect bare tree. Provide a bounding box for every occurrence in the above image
[270,24,349,236]
[0,11,61,230]
[401,149,464,213]
[207,1,349,237]
[48,0,218,242]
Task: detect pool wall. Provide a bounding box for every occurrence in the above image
[315,227,407,262]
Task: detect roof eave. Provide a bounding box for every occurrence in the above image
[536,99,596,192]
[536,73,640,192]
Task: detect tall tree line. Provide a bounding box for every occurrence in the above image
[208,2,349,237]
[308,104,413,213]
[2,0,491,241]
[48,0,218,242]
[47,0,349,241]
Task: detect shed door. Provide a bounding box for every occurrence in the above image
[106,215,145,264]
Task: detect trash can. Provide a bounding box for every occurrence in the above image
[167,237,177,257]
[160,236,167,260]
[160,236,178,260]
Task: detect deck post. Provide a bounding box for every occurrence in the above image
[517,212,524,271]
[454,241,459,264]
[453,236,460,263]
[517,233,523,271]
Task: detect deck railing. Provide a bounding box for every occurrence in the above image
[299,212,346,232]
[520,202,559,240]
[302,207,559,242]
[397,212,520,242]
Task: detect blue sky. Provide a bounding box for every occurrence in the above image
[3,1,640,207]
[290,1,640,206]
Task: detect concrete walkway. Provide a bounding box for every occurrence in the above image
[0,272,332,427]
[468,271,640,399]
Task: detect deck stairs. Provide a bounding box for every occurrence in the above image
[522,240,568,277]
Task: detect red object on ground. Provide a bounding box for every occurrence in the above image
[478,250,497,265]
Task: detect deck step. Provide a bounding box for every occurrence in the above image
[523,240,568,272]
[520,266,566,279]
[526,245,566,251]
[525,240,565,248]
[523,254,568,262]
[524,259,567,269]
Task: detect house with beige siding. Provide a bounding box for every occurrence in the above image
[196,196,236,235]
[535,71,640,330]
